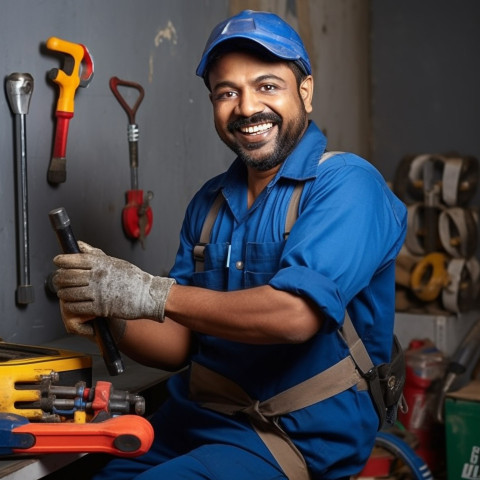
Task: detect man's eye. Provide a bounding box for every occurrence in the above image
[216,91,237,100]
[261,84,276,92]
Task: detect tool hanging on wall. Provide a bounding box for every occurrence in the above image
[49,207,125,376]
[109,76,153,249]
[46,36,94,184]
[5,73,35,305]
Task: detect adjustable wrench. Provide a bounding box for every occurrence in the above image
[46,37,94,184]
[5,73,35,305]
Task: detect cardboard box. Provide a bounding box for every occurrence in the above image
[445,380,480,480]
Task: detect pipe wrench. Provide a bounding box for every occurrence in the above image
[46,37,94,184]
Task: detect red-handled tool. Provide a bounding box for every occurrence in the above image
[46,37,94,184]
[109,76,153,248]
[0,413,154,457]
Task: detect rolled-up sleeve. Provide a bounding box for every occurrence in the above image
[269,155,407,328]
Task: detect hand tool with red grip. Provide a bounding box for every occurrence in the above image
[49,207,125,376]
[0,413,153,457]
[109,76,153,248]
[46,37,94,184]
[5,73,35,304]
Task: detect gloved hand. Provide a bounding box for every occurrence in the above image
[60,300,127,343]
[53,241,175,321]
[60,300,95,337]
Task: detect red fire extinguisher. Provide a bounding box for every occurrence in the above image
[398,339,446,473]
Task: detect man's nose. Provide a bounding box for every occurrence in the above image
[234,90,263,117]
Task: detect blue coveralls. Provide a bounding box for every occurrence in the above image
[94,122,407,480]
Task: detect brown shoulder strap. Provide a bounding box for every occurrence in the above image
[193,183,305,270]
[284,182,304,239]
[340,313,374,375]
[193,192,225,273]
[194,151,343,267]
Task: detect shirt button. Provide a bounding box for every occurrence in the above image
[235,261,244,270]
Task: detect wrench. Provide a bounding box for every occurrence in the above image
[5,73,35,305]
[0,413,154,457]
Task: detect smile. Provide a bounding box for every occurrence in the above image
[239,122,273,135]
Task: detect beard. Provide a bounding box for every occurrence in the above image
[224,109,308,172]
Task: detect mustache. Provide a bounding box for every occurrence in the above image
[227,112,282,133]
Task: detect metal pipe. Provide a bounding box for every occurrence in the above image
[6,73,34,304]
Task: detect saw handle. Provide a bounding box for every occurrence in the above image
[49,207,125,376]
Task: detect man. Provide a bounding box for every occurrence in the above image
[54,10,407,480]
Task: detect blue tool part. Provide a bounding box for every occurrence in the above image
[0,413,35,455]
[376,430,433,480]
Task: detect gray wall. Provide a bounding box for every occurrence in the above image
[0,0,371,346]
[370,0,480,183]
[0,0,232,344]
[3,0,477,346]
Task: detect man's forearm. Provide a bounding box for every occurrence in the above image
[118,318,192,371]
[165,284,323,344]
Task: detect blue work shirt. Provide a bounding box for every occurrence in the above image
[167,121,407,478]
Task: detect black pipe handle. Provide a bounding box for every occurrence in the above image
[49,207,125,376]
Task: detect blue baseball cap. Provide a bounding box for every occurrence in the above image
[196,10,311,79]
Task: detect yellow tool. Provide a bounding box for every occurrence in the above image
[0,341,91,421]
[46,36,94,184]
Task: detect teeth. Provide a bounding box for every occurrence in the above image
[240,123,273,134]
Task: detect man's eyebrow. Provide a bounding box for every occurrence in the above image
[254,74,286,84]
[212,74,287,92]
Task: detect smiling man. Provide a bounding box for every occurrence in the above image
[53,10,407,480]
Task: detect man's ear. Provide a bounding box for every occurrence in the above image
[299,75,314,113]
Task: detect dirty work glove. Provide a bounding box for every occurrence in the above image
[53,241,175,321]
[59,301,127,344]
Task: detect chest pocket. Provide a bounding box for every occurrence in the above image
[192,242,230,290]
[193,183,303,277]
[244,241,285,287]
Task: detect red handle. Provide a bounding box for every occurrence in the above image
[13,415,154,457]
[52,111,73,158]
[109,76,145,124]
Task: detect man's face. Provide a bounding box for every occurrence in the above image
[208,51,313,172]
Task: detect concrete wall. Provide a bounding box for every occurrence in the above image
[0,0,371,346]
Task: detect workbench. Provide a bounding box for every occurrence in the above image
[0,335,173,479]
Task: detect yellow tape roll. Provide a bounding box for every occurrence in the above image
[410,252,449,302]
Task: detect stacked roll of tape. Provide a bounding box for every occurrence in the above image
[393,153,480,313]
